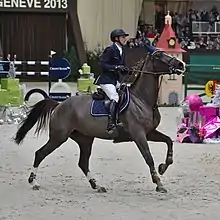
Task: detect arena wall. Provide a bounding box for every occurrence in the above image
[77,0,143,51]
[0,0,86,64]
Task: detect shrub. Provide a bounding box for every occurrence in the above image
[63,45,103,81]
[86,46,102,78]
[63,46,81,82]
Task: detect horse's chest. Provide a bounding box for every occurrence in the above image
[142,109,161,130]
[153,109,161,128]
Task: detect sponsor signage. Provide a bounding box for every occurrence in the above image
[49,92,71,102]
[49,58,71,80]
[0,0,68,12]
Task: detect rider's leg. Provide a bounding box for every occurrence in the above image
[99,84,119,131]
[116,81,120,89]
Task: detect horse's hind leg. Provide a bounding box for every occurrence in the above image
[28,136,68,190]
[147,129,173,175]
[70,131,107,193]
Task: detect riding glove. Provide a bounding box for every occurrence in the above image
[115,65,129,73]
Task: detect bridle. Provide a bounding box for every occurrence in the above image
[127,51,185,76]
[121,51,185,84]
[120,51,185,110]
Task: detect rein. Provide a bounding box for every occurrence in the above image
[127,69,171,75]
[126,52,179,76]
[153,75,163,110]
[121,51,183,86]
[119,53,165,111]
[120,53,167,86]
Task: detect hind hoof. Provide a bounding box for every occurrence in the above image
[28,172,36,184]
[158,163,168,175]
[32,184,40,190]
[97,186,107,193]
[156,185,167,193]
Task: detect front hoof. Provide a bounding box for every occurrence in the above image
[158,163,168,175]
[156,185,167,193]
[97,186,107,193]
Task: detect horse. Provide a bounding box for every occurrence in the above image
[14,49,186,193]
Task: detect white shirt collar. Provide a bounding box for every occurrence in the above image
[114,43,122,56]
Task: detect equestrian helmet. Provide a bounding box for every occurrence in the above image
[110,29,129,42]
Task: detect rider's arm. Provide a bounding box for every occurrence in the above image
[99,47,117,72]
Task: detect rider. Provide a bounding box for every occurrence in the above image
[94,28,129,132]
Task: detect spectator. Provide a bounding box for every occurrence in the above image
[4,53,11,71]
[136,26,142,39]
[13,54,17,62]
[6,53,11,61]
[134,38,141,47]
[206,36,213,49]
[127,39,135,48]
[214,34,220,46]
[127,4,220,51]
[199,37,207,48]
[152,31,160,46]
[0,55,4,72]
[146,26,155,38]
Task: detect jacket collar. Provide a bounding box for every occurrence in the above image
[112,43,124,58]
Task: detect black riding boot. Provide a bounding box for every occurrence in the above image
[107,100,118,133]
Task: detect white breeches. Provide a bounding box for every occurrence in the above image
[100,82,120,103]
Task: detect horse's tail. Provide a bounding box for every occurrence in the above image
[14,98,59,145]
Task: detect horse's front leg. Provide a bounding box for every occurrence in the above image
[129,127,167,193]
[147,129,173,175]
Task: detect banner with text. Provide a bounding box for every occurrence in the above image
[0,0,68,12]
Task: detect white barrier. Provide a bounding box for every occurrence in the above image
[0,60,49,75]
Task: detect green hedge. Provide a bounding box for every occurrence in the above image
[63,46,102,82]
[86,47,102,78]
[63,46,80,82]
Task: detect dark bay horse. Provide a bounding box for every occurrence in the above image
[14,50,185,193]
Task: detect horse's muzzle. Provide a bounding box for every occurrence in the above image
[174,60,186,75]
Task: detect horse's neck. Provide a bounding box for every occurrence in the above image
[131,73,159,107]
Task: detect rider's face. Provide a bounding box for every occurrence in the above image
[118,35,127,46]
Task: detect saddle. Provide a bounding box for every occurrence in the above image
[92,88,107,100]
[92,84,127,103]
[90,84,130,130]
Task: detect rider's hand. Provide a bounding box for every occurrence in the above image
[115,65,129,73]
[115,65,125,71]
[122,67,130,72]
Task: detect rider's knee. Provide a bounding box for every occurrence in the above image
[110,94,119,103]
